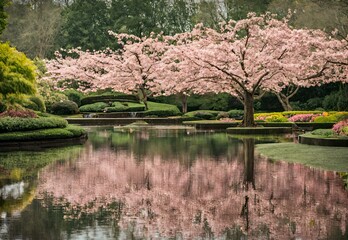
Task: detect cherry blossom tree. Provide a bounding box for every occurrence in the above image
[46,33,168,110]
[46,13,347,123]
[161,13,347,125]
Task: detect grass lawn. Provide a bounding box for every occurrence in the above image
[256,142,348,172]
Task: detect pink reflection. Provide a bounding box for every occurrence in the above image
[37,145,348,239]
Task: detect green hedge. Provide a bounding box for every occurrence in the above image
[81,94,138,105]
[144,102,181,117]
[0,125,86,142]
[184,110,224,120]
[0,117,68,133]
[79,102,109,112]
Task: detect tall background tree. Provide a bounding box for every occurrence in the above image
[0,0,10,35]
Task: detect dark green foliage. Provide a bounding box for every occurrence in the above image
[23,96,46,112]
[0,116,68,133]
[57,0,113,51]
[80,94,138,105]
[0,125,86,142]
[144,102,181,117]
[104,102,128,112]
[79,102,109,112]
[50,100,79,115]
[64,90,83,106]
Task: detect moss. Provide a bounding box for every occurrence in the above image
[256,142,348,172]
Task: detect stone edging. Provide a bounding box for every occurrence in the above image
[299,135,348,147]
[227,127,293,135]
[0,134,88,151]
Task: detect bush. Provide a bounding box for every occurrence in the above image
[305,97,323,110]
[64,90,83,106]
[0,116,68,133]
[23,96,46,112]
[0,125,86,142]
[79,102,109,112]
[313,115,338,123]
[217,112,229,120]
[343,126,348,136]
[144,102,181,117]
[228,109,244,119]
[50,100,79,115]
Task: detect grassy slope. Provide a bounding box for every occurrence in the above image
[256,142,348,172]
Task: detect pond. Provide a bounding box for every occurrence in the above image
[0,126,347,239]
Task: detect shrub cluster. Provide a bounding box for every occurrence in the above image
[332,119,348,136]
[288,114,319,123]
[255,113,288,122]
[0,116,68,133]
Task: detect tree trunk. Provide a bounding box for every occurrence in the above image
[275,93,293,111]
[243,138,255,190]
[181,94,188,113]
[242,91,255,127]
[139,88,148,110]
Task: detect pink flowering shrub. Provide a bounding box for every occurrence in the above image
[332,119,348,136]
[288,114,319,123]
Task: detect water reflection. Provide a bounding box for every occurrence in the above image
[0,127,347,239]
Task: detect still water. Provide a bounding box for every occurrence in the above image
[0,126,347,240]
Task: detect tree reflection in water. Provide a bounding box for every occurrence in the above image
[4,128,348,239]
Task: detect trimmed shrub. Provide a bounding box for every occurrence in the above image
[79,102,109,112]
[313,115,338,123]
[104,102,128,112]
[228,109,244,119]
[0,116,68,133]
[104,102,146,113]
[0,125,86,142]
[50,100,79,115]
[81,94,138,105]
[144,102,181,117]
[44,92,69,113]
[184,110,222,120]
[343,126,348,136]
